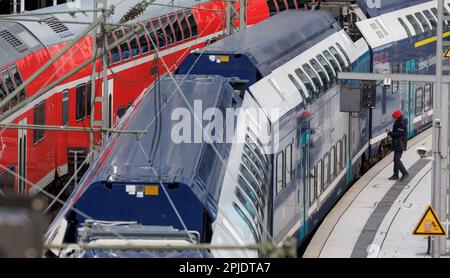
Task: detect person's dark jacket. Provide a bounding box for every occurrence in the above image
[388,116,408,152]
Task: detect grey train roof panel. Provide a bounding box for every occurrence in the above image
[92,75,235,213]
[201,10,341,76]
[356,0,431,18]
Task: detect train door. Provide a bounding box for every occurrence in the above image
[17,118,27,196]
[299,128,310,240]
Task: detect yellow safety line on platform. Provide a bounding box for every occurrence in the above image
[415,31,450,48]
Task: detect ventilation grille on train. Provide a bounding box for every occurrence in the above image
[0,29,28,53]
[44,16,74,38]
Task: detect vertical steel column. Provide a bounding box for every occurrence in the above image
[432,0,445,258]
[239,0,247,31]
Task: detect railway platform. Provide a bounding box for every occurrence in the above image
[303,129,450,258]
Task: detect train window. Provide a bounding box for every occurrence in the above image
[288,74,307,102]
[245,134,268,169]
[276,0,286,11]
[310,59,329,91]
[342,135,347,169]
[285,145,292,185]
[398,18,413,38]
[329,47,347,71]
[414,12,431,32]
[0,165,15,196]
[114,28,131,61]
[178,11,191,40]
[185,10,198,37]
[0,82,7,101]
[240,165,263,199]
[2,70,18,107]
[294,69,313,99]
[238,175,262,210]
[144,22,157,50]
[323,153,330,190]
[422,10,437,29]
[266,0,278,15]
[62,89,69,126]
[286,0,296,10]
[235,187,257,220]
[276,151,284,195]
[106,32,120,64]
[244,145,265,179]
[76,84,86,121]
[302,64,322,96]
[170,14,183,42]
[316,160,322,197]
[337,140,342,171]
[138,28,150,53]
[415,87,423,116]
[161,16,175,45]
[152,19,167,48]
[335,43,352,67]
[86,82,92,117]
[323,50,342,74]
[431,7,448,25]
[9,65,25,101]
[124,26,140,57]
[309,169,316,205]
[424,83,433,112]
[242,154,264,186]
[330,146,336,181]
[406,14,423,35]
[316,54,336,86]
[33,101,45,144]
[233,202,260,243]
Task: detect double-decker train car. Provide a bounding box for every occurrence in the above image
[0,0,294,197]
[45,0,444,257]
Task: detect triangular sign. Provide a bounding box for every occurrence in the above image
[413,206,446,236]
[445,47,450,59]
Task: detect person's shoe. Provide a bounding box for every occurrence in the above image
[388,175,399,180]
[400,173,409,181]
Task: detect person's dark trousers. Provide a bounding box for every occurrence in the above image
[393,151,407,176]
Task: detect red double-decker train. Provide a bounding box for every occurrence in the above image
[0,0,309,197]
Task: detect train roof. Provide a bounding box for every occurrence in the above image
[0,0,208,66]
[356,0,432,18]
[76,75,236,216]
[200,10,341,76]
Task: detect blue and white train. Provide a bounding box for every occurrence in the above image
[44,0,442,257]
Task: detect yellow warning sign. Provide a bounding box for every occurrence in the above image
[445,47,450,59]
[413,206,446,236]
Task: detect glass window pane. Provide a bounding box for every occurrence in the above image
[337,141,342,171]
[114,28,131,61]
[398,18,413,37]
[294,68,313,98]
[316,160,322,196]
[125,26,139,57]
[323,154,329,189]
[329,46,347,70]
[62,89,69,126]
[422,10,437,29]
[170,14,183,42]
[178,11,191,39]
[107,32,121,64]
[161,16,175,45]
[330,147,336,180]
[302,64,321,95]
[276,152,284,194]
[152,19,167,48]
[414,12,431,32]
[186,10,198,36]
[406,14,423,35]
[335,43,352,66]
[415,87,423,116]
[309,169,315,205]
[323,50,341,73]
[286,0,296,9]
[276,0,286,11]
[424,83,433,112]
[267,0,277,14]
[86,82,92,117]
[316,54,336,85]
[310,59,329,91]
[288,74,307,101]
[9,65,25,101]
[76,84,86,121]
[285,145,292,185]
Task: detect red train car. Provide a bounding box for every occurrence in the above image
[0,0,306,197]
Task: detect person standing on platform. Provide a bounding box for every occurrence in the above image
[387,110,409,181]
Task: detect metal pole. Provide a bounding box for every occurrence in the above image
[20,0,24,13]
[239,0,247,31]
[432,0,444,258]
[102,2,109,141]
[13,0,17,14]
[74,151,78,187]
